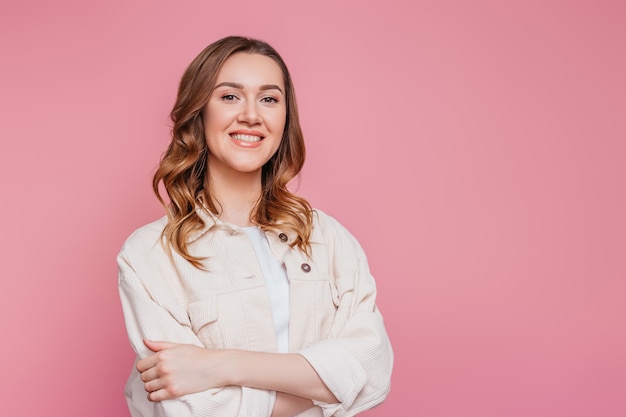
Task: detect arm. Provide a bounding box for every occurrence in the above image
[118,251,281,417]
[138,342,336,404]
[120,213,391,417]
[229,350,337,404]
[132,216,392,417]
[294,215,394,417]
[136,342,319,417]
[272,393,315,417]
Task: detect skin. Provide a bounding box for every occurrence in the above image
[203,52,286,227]
[137,53,338,416]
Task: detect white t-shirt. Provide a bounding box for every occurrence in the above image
[242,226,290,353]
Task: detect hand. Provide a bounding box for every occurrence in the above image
[137,339,228,401]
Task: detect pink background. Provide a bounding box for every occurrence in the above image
[1,1,625,416]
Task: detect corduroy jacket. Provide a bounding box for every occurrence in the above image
[118,208,393,417]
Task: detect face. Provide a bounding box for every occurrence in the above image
[203,52,287,180]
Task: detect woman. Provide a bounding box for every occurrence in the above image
[118,36,393,417]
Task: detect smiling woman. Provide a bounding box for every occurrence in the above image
[117,36,393,417]
[204,53,287,183]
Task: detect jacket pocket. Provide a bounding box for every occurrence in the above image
[163,303,193,328]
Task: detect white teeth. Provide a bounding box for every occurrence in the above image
[231,134,262,142]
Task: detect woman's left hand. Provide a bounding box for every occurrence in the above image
[137,339,228,401]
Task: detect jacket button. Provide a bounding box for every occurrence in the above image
[301,263,311,273]
[279,233,288,242]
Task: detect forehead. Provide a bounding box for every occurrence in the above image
[216,52,284,89]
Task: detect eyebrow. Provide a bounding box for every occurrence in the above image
[214,82,284,94]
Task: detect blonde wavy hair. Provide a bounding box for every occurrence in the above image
[153,36,313,268]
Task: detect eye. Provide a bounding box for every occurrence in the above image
[221,94,238,102]
[261,96,279,104]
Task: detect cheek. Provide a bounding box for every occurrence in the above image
[205,105,236,132]
[272,108,287,133]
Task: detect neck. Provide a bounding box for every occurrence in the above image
[207,167,263,227]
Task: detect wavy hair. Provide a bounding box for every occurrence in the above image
[153,36,313,268]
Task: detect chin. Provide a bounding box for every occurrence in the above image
[230,164,265,174]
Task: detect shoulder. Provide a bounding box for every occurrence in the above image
[311,208,347,234]
[310,208,364,254]
[311,208,362,237]
[309,209,373,281]
[118,215,169,261]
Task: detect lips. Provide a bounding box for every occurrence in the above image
[230,133,263,143]
[228,130,265,148]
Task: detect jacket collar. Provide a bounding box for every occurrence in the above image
[187,204,298,245]
[187,206,220,243]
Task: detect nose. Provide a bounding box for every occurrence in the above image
[238,99,261,124]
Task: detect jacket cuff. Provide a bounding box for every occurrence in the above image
[299,340,367,412]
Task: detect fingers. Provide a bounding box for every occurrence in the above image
[143,375,164,393]
[136,347,180,401]
[144,339,178,352]
[136,341,204,401]
[138,340,180,372]
[136,354,158,373]
[143,371,183,402]
[143,375,172,394]
[140,366,180,401]
[147,387,178,402]
[139,366,159,383]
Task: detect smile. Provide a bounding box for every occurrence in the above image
[230,133,263,143]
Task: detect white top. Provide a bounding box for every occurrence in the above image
[243,226,290,353]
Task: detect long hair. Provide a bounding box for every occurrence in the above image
[153,36,313,268]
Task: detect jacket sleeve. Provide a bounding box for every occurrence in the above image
[297,216,394,417]
[118,251,276,417]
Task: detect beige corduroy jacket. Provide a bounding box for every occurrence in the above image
[118,208,393,417]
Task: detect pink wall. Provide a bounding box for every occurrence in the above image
[1,1,624,416]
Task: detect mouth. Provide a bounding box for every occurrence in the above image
[229,132,264,143]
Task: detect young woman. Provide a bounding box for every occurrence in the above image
[118,36,393,417]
